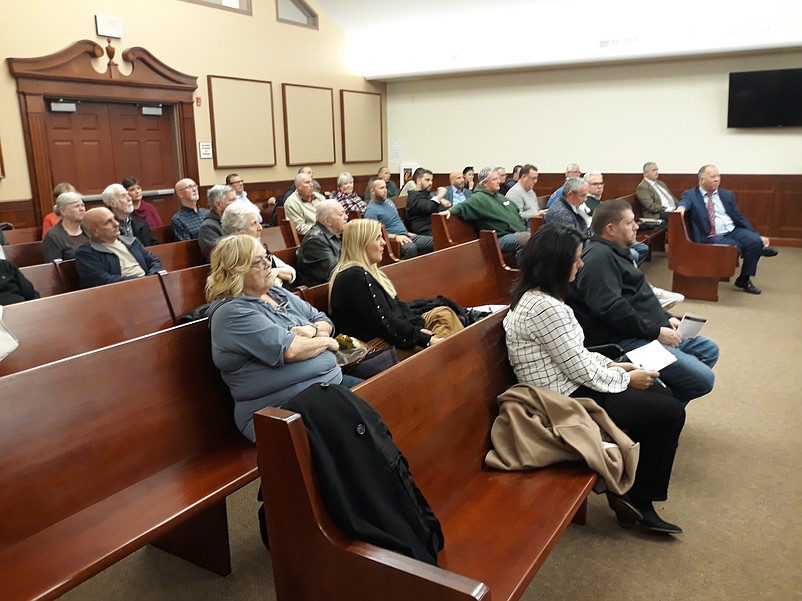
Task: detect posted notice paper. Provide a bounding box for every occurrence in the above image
[677,313,707,339]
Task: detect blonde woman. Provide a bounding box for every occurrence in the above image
[329,219,463,359]
[206,235,360,442]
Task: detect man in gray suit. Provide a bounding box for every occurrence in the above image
[636,162,677,219]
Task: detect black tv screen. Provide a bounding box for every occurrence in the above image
[727,68,802,128]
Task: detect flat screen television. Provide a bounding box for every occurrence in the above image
[727,68,802,128]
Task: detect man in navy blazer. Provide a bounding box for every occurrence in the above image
[677,165,775,295]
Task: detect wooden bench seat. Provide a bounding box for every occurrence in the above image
[255,309,596,601]
[667,211,738,301]
[148,239,206,271]
[299,231,517,314]
[0,320,258,601]
[2,240,44,267]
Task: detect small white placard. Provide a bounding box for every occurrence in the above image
[95,14,124,39]
[199,142,214,159]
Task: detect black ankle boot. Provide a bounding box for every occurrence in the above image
[606,493,642,529]
[634,500,683,535]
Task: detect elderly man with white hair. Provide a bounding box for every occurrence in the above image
[284,171,325,237]
[101,183,157,247]
[295,199,348,287]
[221,202,296,287]
[198,184,237,259]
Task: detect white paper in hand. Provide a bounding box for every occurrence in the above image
[625,340,678,371]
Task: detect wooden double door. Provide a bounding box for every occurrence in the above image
[45,101,178,197]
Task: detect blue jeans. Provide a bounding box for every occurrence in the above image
[341,374,364,388]
[498,232,530,262]
[618,335,719,405]
[630,242,649,266]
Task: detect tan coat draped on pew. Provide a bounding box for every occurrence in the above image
[485,383,639,495]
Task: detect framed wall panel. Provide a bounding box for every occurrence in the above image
[208,75,276,169]
[281,84,335,165]
[340,90,382,163]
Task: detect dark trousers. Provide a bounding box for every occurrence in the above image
[571,384,685,502]
[708,227,763,279]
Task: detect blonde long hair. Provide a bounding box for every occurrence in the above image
[329,219,397,300]
[205,234,261,302]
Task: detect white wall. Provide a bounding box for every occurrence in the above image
[386,50,802,175]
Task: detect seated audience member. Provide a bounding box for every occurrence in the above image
[364,166,399,200]
[406,169,451,236]
[364,177,434,259]
[284,172,325,238]
[545,177,593,239]
[442,166,530,259]
[171,178,207,241]
[500,164,520,195]
[0,259,40,305]
[122,176,163,228]
[399,167,423,197]
[42,192,90,262]
[463,166,476,191]
[506,164,545,220]
[335,172,367,213]
[226,173,265,224]
[505,223,686,534]
[221,202,296,287]
[271,166,313,226]
[677,164,776,295]
[547,163,582,208]
[295,200,347,287]
[102,183,157,247]
[75,207,163,289]
[329,219,463,360]
[42,182,75,237]
[206,234,360,442]
[198,184,237,259]
[635,162,677,219]
[443,170,473,207]
[585,171,649,266]
[567,198,719,404]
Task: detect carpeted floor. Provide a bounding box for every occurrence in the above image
[62,248,802,601]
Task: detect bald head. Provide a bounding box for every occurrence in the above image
[449,171,465,188]
[175,178,199,207]
[84,207,121,244]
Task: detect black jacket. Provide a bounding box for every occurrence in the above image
[295,223,342,287]
[283,383,444,565]
[0,259,40,305]
[567,237,671,346]
[405,190,442,236]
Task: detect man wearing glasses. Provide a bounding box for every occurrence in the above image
[226,173,265,224]
[171,178,208,241]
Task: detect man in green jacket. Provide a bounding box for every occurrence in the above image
[440,166,530,259]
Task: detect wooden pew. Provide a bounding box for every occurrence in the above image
[618,193,666,259]
[19,262,66,297]
[158,265,211,323]
[149,224,175,244]
[0,320,258,601]
[261,225,287,251]
[299,232,517,314]
[3,227,41,244]
[529,215,545,234]
[277,206,301,247]
[431,213,477,251]
[0,275,174,377]
[2,241,44,267]
[148,239,206,271]
[667,211,738,302]
[255,310,596,601]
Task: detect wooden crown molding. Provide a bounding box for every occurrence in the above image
[7,39,197,91]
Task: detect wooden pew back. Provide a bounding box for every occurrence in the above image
[19,262,66,297]
[3,227,42,244]
[277,206,301,247]
[431,213,478,250]
[158,265,211,323]
[149,224,175,244]
[261,225,287,251]
[3,241,44,267]
[0,321,257,600]
[148,239,206,271]
[0,276,174,377]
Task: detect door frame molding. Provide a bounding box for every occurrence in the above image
[7,40,199,221]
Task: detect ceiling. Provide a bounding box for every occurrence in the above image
[313,0,802,81]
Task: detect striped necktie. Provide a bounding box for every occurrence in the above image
[706,193,716,237]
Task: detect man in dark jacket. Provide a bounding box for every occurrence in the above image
[75,207,163,289]
[0,259,39,305]
[405,169,450,236]
[296,200,347,287]
[567,198,719,405]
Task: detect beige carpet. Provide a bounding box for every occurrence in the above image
[63,248,802,601]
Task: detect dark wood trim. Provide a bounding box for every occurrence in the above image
[6,40,199,223]
[340,89,383,164]
[281,83,336,166]
[0,132,5,179]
